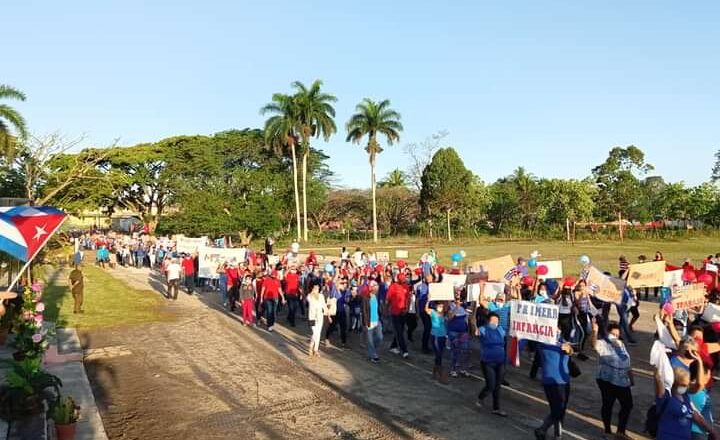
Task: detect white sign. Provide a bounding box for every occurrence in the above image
[395,250,409,259]
[537,260,563,280]
[467,283,481,302]
[663,269,684,288]
[509,300,560,344]
[429,283,455,301]
[198,246,247,279]
[706,263,718,273]
[483,282,506,300]
[442,274,467,287]
[176,236,207,254]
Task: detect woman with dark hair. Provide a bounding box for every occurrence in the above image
[592,320,634,439]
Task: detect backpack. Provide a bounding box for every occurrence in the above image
[645,397,670,438]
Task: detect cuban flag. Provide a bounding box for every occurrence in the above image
[0,206,67,262]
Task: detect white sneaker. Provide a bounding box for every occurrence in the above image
[268,326,274,332]
[402,352,409,359]
[389,348,401,355]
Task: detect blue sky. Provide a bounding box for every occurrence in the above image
[3,1,718,188]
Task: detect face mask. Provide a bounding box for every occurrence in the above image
[539,290,547,296]
[676,386,688,395]
[608,335,618,342]
[488,323,498,330]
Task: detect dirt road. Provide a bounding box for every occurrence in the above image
[79,266,698,439]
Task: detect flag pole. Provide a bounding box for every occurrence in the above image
[7,258,33,293]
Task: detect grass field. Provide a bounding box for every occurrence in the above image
[41,264,171,329]
[301,237,720,274]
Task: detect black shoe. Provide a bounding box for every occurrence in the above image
[501,379,510,386]
[534,428,546,439]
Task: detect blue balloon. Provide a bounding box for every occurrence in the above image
[324,263,335,273]
[579,255,591,265]
[451,253,462,263]
[528,258,538,268]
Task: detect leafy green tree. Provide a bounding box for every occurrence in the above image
[346,98,403,242]
[379,168,409,188]
[376,186,419,235]
[712,149,720,183]
[291,80,337,241]
[486,179,520,233]
[592,145,653,221]
[0,85,28,159]
[420,147,474,241]
[508,167,539,229]
[537,178,596,226]
[261,92,302,240]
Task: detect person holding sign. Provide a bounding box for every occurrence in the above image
[534,334,573,440]
[476,312,508,417]
[425,300,448,384]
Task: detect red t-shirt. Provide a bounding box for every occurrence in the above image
[225,267,240,288]
[386,283,409,316]
[182,258,195,275]
[262,277,281,300]
[285,272,300,295]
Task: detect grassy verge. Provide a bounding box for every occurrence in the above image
[295,237,720,274]
[41,264,171,330]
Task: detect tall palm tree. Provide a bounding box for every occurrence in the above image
[261,93,302,241]
[291,80,337,241]
[346,98,403,243]
[0,84,28,159]
[379,168,409,188]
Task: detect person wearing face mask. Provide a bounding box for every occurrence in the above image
[425,299,448,383]
[654,366,715,440]
[476,312,508,417]
[530,282,553,379]
[239,275,256,326]
[591,320,634,439]
[534,331,573,440]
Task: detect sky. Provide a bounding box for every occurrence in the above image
[2,1,719,188]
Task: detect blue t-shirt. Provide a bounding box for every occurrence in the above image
[488,302,510,332]
[690,390,709,435]
[416,282,429,311]
[447,303,468,333]
[430,310,447,337]
[539,343,570,385]
[656,391,693,440]
[369,295,379,325]
[479,325,506,363]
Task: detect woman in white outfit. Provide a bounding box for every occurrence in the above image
[307,285,328,357]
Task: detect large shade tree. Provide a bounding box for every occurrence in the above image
[346,98,403,242]
[0,85,28,159]
[292,80,337,241]
[261,93,302,241]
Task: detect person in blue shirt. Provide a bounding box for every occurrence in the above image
[425,299,448,383]
[415,273,433,354]
[534,333,573,440]
[476,312,508,417]
[653,366,715,440]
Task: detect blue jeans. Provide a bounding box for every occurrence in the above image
[479,361,505,410]
[615,304,635,342]
[448,330,469,371]
[432,335,447,367]
[367,323,383,359]
[184,275,194,293]
[264,299,277,328]
[219,278,228,304]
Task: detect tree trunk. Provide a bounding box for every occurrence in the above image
[370,151,378,243]
[302,148,309,242]
[446,209,452,241]
[291,143,301,241]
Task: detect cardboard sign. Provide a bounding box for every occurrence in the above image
[537,260,563,280]
[176,236,207,254]
[509,300,560,344]
[663,269,684,288]
[483,282,506,300]
[198,246,247,279]
[586,266,626,304]
[395,250,409,259]
[627,261,665,288]
[429,282,455,301]
[471,255,515,281]
[442,273,467,287]
[466,272,488,284]
[672,285,706,310]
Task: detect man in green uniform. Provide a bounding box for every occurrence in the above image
[68,265,84,314]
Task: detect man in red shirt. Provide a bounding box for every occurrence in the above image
[283,266,301,327]
[182,255,195,294]
[386,273,411,358]
[260,270,285,331]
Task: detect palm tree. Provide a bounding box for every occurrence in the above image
[0,84,28,159]
[291,80,337,241]
[379,168,408,188]
[261,93,302,241]
[346,99,403,242]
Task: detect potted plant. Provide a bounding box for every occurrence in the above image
[0,357,62,421]
[49,395,80,440]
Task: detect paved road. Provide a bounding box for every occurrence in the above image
[82,266,712,440]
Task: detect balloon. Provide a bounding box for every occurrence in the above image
[375,264,385,274]
[436,265,445,274]
[530,250,541,259]
[290,242,300,253]
[682,270,697,282]
[537,265,549,276]
[414,267,423,276]
[698,273,713,286]
[528,258,538,268]
[397,259,407,268]
[460,250,467,258]
[521,276,535,286]
[579,255,591,266]
[662,302,675,316]
[324,263,334,273]
[562,276,576,287]
[451,253,462,263]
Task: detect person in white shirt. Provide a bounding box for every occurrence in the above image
[307,285,328,357]
[166,259,182,300]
